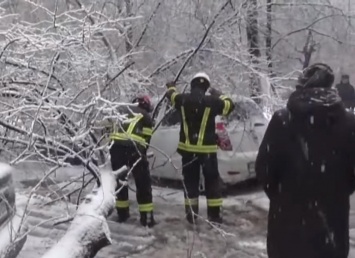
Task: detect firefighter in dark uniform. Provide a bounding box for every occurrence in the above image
[165,72,234,224]
[109,96,155,227]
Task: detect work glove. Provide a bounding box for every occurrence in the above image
[209,87,222,96]
[166,81,176,89]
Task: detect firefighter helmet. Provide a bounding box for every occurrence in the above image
[190,72,211,92]
[132,95,153,113]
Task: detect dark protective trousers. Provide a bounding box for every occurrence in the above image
[181,153,222,221]
[110,143,153,215]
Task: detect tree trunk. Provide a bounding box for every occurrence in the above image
[302,30,316,69]
[265,0,277,96]
[41,167,127,258]
[265,0,272,72]
[246,0,261,103]
[125,0,133,53]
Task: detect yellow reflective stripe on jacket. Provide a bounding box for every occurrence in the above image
[197,108,210,145]
[116,200,129,208]
[142,127,153,136]
[207,199,223,207]
[179,106,217,153]
[219,95,232,116]
[222,100,231,116]
[171,92,178,106]
[110,114,146,144]
[178,142,217,153]
[110,133,147,145]
[138,203,153,212]
[181,107,190,145]
[168,87,178,105]
[126,114,143,134]
[185,198,198,206]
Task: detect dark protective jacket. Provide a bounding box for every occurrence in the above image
[256,87,355,258]
[166,87,234,154]
[109,106,153,150]
[335,82,355,109]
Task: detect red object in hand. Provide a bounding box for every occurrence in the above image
[216,122,233,151]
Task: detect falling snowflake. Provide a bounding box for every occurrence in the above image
[310,116,314,124]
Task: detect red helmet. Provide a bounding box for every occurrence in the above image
[132,95,153,113]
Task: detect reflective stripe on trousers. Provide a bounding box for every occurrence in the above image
[207,198,223,207]
[116,200,129,208]
[139,203,154,212]
[185,198,199,206]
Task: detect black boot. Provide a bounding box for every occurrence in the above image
[117,208,130,223]
[207,207,222,224]
[147,212,156,228]
[185,204,199,224]
[140,212,156,228]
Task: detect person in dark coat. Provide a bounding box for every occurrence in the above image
[335,74,355,110]
[256,63,355,258]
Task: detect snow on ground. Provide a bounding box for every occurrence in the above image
[10,163,355,258]
[16,189,266,258]
[11,163,269,258]
[16,185,269,257]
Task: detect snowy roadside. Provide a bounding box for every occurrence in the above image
[12,163,355,258]
[14,175,269,258]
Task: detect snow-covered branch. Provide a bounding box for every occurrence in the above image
[41,166,127,258]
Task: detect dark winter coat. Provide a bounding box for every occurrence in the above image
[166,87,234,154]
[335,82,355,109]
[256,87,355,258]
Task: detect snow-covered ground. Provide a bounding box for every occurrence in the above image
[8,163,355,257]
[9,163,268,258]
[16,189,269,258]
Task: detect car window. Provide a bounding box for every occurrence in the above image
[226,98,263,123]
[152,99,180,127]
[161,106,180,126]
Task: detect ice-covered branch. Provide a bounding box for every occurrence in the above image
[41,166,128,258]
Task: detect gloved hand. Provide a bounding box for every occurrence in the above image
[209,87,222,96]
[166,81,176,89]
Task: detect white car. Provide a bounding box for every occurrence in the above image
[148,95,269,186]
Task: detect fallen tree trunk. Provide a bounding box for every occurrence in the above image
[41,166,127,258]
